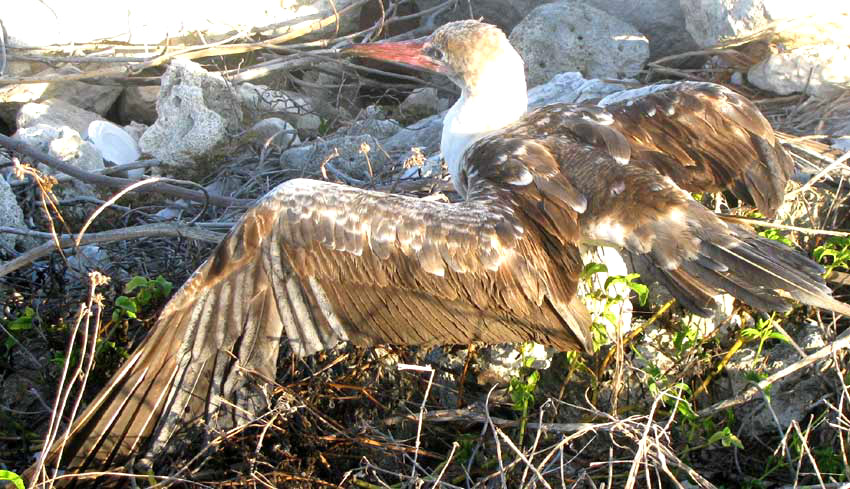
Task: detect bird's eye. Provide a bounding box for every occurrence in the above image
[425,46,444,61]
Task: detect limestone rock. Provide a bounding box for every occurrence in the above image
[509,1,649,87]
[139,59,242,167]
[246,118,300,150]
[0,176,26,253]
[584,0,698,60]
[748,44,850,98]
[399,87,450,121]
[16,99,104,136]
[46,127,105,196]
[529,72,631,107]
[0,67,121,127]
[723,321,830,436]
[12,124,61,154]
[680,0,849,48]
[413,0,529,38]
[238,83,323,133]
[65,245,113,281]
[476,343,555,385]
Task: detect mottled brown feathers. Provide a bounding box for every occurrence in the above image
[602,82,794,217]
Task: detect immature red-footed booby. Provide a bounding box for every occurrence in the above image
[29,19,850,484]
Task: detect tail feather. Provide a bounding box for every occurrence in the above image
[637,200,850,318]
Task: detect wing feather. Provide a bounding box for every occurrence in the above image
[600,82,794,216]
[33,177,592,482]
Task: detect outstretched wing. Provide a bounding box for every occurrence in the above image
[33,177,591,479]
[600,82,794,217]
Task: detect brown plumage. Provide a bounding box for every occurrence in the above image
[26,20,849,485]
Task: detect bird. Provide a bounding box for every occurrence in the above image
[27,19,850,485]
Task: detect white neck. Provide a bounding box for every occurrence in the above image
[441,56,527,197]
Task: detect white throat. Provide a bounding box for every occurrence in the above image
[441,55,528,196]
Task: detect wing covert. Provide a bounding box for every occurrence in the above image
[600,82,794,216]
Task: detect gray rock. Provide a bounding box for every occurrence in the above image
[597,81,683,106]
[16,99,104,136]
[748,44,850,98]
[281,134,389,180]
[400,88,450,121]
[528,72,631,107]
[46,127,105,196]
[0,176,26,253]
[413,0,531,41]
[584,0,698,60]
[12,124,61,154]
[476,343,555,385]
[116,85,160,125]
[680,0,771,48]
[246,118,300,150]
[509,1,649,86]
[65,245,113,281]
[345,106,402,139]
[0,67,121,127]
[122,121,148,143]
[680,0,849,48]
[238,83,323,133]
[381,113,445,162]
[300,62,360,117]
[833,136,850,153]
[139,59,242,167]
[724,321,831,436]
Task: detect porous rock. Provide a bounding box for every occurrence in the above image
[1,68,121,128]
[584,0,698,59]
[509,1,649,86]
[748,44,850,98]
[0,176,26,253]
[16,99,104,136]
[45,127,105,196]
[578,246,634,341]
[238,83,323,133]
[476,343,555,386]
[139,59,242,167]
[246,118,300,150]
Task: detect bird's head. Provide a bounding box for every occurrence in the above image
[344,20,525,96]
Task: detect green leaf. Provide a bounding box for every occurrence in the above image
[0,470,25,489]
[136,288,152,306]
[114,296,138,319]
[153,276,174,296]
[124,276,149,293]
[8,307,34,331]
[581,262,608,279]
[766,331,790,343]
[626,281,649,306]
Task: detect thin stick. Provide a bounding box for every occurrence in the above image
[0,223,224,277]
[786,150,850,199]
[0,134,250,208]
